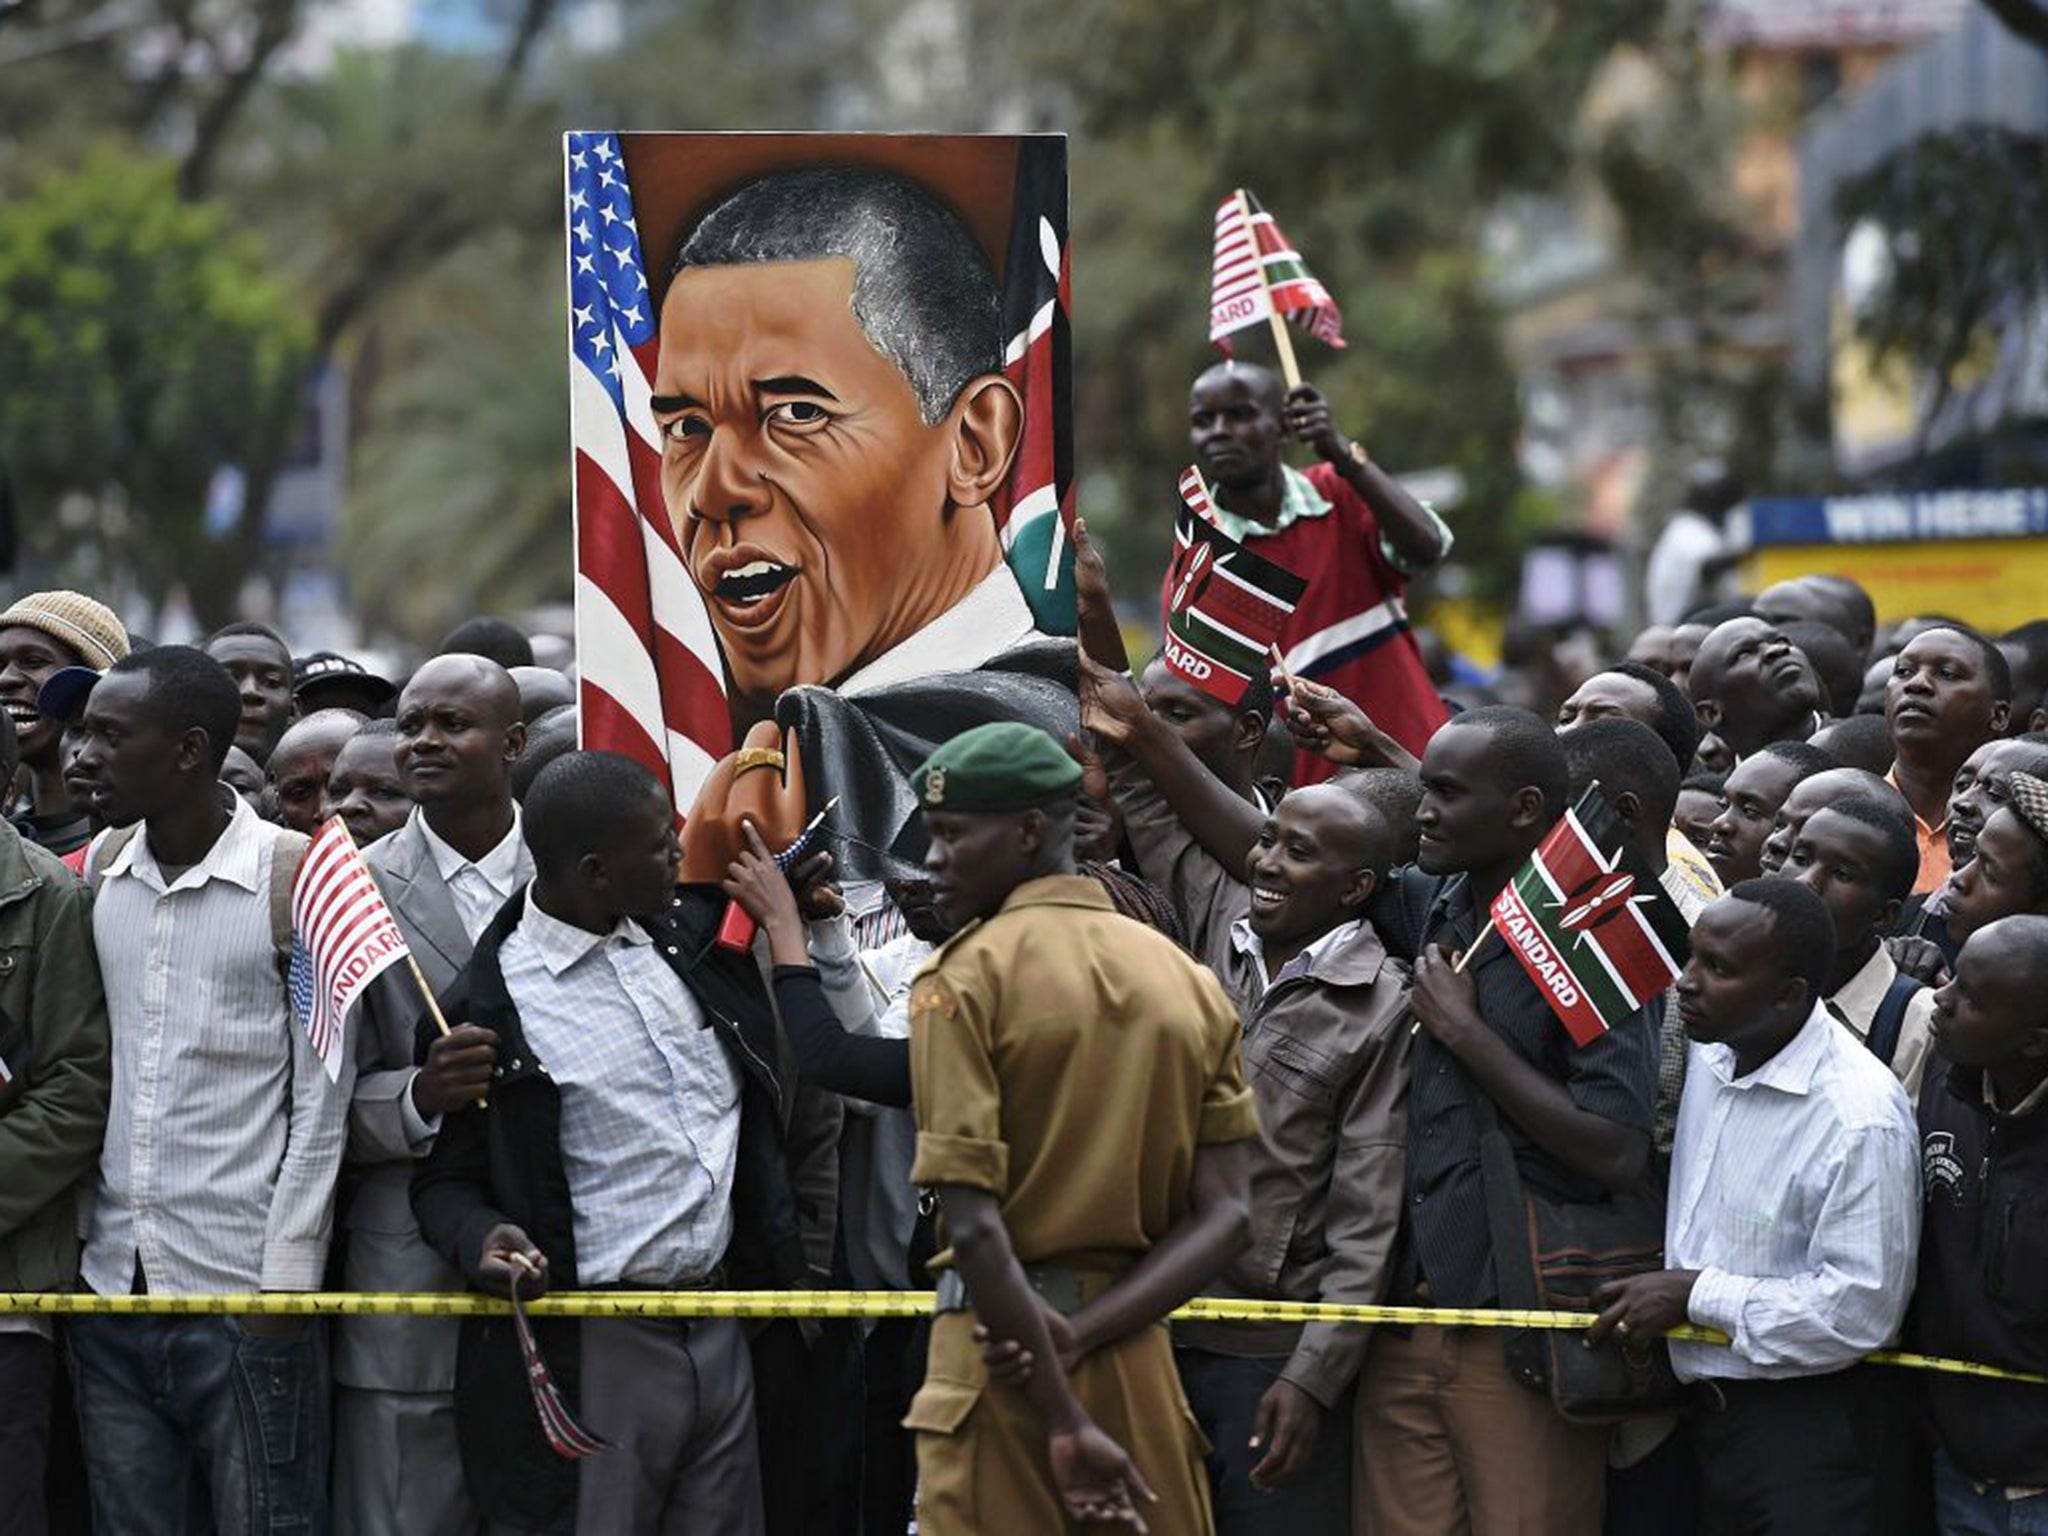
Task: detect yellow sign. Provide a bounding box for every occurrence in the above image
[1747,538,2048,632]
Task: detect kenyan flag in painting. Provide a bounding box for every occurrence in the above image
[1162,470,1308,705]
[1487,785,1691,1048]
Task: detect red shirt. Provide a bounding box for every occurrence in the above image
[1162,461,1448,784]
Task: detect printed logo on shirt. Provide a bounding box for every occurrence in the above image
[1923,1129,1966,1203]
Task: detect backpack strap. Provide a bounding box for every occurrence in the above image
[1867,970,1924,1069]
[267,828,309,985]
[83,825,140,891]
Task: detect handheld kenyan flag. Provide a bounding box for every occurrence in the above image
[1209,189,1346,352]
[1163,467,1308,705]
[1487,784,1691,1048]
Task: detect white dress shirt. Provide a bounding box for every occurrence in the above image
[1668,1002,1922,1381]
[416,805,525,944]
[84,796,349,1294]
[499,891,741,1286]
[1229,916,1367,997]
[835,564,1047,698]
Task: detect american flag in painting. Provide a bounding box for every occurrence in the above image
[289,818,409,1083]
[1209,189,1346,353]
[566,131,732,807]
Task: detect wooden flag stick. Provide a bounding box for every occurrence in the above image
[1238,187,1302,390]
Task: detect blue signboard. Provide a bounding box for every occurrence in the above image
[1746,488,2048,547]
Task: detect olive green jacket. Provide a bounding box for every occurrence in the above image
[0,820,111,1292]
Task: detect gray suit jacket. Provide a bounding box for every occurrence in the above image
[337,811,532,1394]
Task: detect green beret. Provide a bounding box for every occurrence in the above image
[911,722,1082,812]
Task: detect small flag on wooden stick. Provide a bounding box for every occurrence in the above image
[507,1261,611,1461]
[288,818,410,1082]
[1209,188,1345,386]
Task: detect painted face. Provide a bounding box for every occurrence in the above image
[653,258,999,714]
[1948,740,2048,868]
[1706,753,1804,886]
[205,635,296,764]
[1887,629,2008,759]
[1783,807,1900,954]
[1944,808,2048,944]
[326,734,411,847]
[1188,370,1286,492]
[0,625,83,766]
[922,807,1038,930]
[1243,785,1375,954]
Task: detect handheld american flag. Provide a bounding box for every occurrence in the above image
[566,132,732,813]
[1486,785,1691,1048]
[288,819,409,1082]
[1162,473,1309,706]
[1209,189,1346,355]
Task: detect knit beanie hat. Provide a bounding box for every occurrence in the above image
[0,591,131,671]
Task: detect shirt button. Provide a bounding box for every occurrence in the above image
[1413,1193,1424,1205]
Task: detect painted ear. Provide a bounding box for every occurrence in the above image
[944,375,1023,507]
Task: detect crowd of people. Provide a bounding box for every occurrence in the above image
[2,363,2046,1536]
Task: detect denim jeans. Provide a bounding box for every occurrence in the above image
[70,1314,328,1536]
[1936,1447,2048,1536]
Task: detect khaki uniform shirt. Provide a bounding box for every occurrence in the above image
[1110,762,1410,1407]
[906,874,1255,1536]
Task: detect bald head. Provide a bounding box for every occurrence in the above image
[268,707,368,834]
[1193,360,1285,413]
[394,653,526,810]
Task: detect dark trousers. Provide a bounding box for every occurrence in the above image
[0,1333,54,1536]
[749,1318,863,1536]
[861,1319,924,1536]
[1691,1365,1910,1536]
[69,1315,328,1536]
[1176,1347,1351,1536]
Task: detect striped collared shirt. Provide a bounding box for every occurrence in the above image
[83,796,347,1294]
[1669,1002,1922,1381]
[500,890,740,1286]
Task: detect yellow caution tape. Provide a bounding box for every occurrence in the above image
[2,1291,2037,1386]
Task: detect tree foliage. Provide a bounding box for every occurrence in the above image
[0,146,307,606]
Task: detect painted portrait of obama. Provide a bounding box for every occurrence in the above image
[654,166,1055,725]
[654,166,1075,883]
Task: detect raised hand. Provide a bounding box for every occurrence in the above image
[1078,651,1150,751]
[1283,383,1347,463]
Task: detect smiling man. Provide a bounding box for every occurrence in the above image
[653,166,1074,883]
[0,590,129,860]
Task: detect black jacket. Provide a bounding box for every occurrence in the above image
[411,885,806,1530]
[1913,1052,2048,1486]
